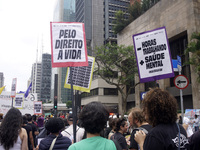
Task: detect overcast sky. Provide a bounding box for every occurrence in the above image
[0,0,57,92]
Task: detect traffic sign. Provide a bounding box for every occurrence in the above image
[174,75,189,89]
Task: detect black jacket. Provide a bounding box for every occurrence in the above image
[39,133,71,150]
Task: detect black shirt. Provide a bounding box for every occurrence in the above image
[130,124,152,150]
[144,123,189,150]
[111,132,127,150]
[27,122,38,147]
[189,130,200,150]
[22,124,32,150]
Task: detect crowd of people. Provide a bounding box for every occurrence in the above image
[0,87,199,150]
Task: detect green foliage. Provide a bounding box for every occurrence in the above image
[66,100,72,108]
[185,32,200,82]
[113,0,160,34]
[113,11,129,34]
[95,43,139,115]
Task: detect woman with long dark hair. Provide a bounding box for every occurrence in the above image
[0,107,28,150]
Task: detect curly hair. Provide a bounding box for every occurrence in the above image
[114,118,127,132]
[45,117,65,133]
[79,102,109,134]
[0,107,22,149]
[142,88,178,127]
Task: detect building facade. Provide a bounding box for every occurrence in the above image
[117,0,200,111]
[40,54,52,102]
[0,72,4,88]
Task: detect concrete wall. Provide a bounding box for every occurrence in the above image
[118,0,200,108]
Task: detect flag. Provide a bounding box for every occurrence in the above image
[24,82,32,98]
[0,86,5,94]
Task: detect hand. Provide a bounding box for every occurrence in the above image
[134,130,146,146]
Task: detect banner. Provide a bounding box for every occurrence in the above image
[0,86,5,94]
[50,22,88,67]
[64,56,95,92]
[132,27,174,83]
[0,92,37,115]
[34,101,43,115]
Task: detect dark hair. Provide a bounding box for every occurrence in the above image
[79,101,109,134]
[109,118,117,129]
[0,107,22,149]
[26,114,32,122]
[45,117,65,133]
[22,115,28,124]
[32,115,36,121]
[142,88,178,127]
[114,118,126,132]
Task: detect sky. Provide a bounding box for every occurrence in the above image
[0,0,57,92]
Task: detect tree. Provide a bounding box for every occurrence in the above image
[113,10,129,34]
[95,43,140,116]
[66,100,72,108]
[185,32,200,82]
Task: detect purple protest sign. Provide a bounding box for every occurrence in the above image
[132,27,174,83]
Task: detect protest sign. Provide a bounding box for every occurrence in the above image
[64,56,95,92]
[132,27,174,83]
[14,94,24,109]
[34,101,43,115]
[50,22,88,67]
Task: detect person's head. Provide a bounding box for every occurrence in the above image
[0,107,22,149]
[26,114,32,122]
[22,115,28,124]
[114,118,128,134]
[32,115,36,121]
[79,101,109,134]
[142,88,178,127]
[194,114,198,119]
[0,113,3,120]
[45,117,65,134]
[109,118,117,130]
[128,107,146,128]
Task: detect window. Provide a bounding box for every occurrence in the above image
[81,88,98,98]
[104,88,118,95]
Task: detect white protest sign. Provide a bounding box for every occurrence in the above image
[14,94,24,109]
[50,22,88,67]
[0,92,37,115]
[34,101,43,115]
[64,56,95,92]
[132,27,174,83]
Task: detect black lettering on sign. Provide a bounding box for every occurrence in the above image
[59,29,76,38]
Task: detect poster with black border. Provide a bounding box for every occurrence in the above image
[14,93,24,109]
[132,26,174,83]
[34,101,42,115]
[64,56,95,92]
[50,22,88,67]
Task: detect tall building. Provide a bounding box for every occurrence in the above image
[53,0,76,104]
[31,63,42,100]
[0,72,4,88]
[40,54,52,102]
[118,0,200,111]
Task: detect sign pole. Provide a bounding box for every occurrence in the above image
[177,55,184,122]
[70,67,76,143]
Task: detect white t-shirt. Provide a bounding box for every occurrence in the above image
[61,124,85,142]
[193,118,199,127]
[183,117,193,137]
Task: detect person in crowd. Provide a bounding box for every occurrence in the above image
[63,118,69,128]
[22,115,35,150]
[0,113,3,125]
[37,117,71,150]
[178,115,183,124]
[193,114,199,132]
[189,129,200,150]
[183,115,193,137]
[32,115,38,127]
[59,112,65,119]
[134,88,189,150]
[26,114,39,148]
[108,118,117,139]
[110,118,129,150]
[128,107,152,150]
[0,107,28,150]
[61,113,85,142]
[37,115,44,132]
[68,101,119,150]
